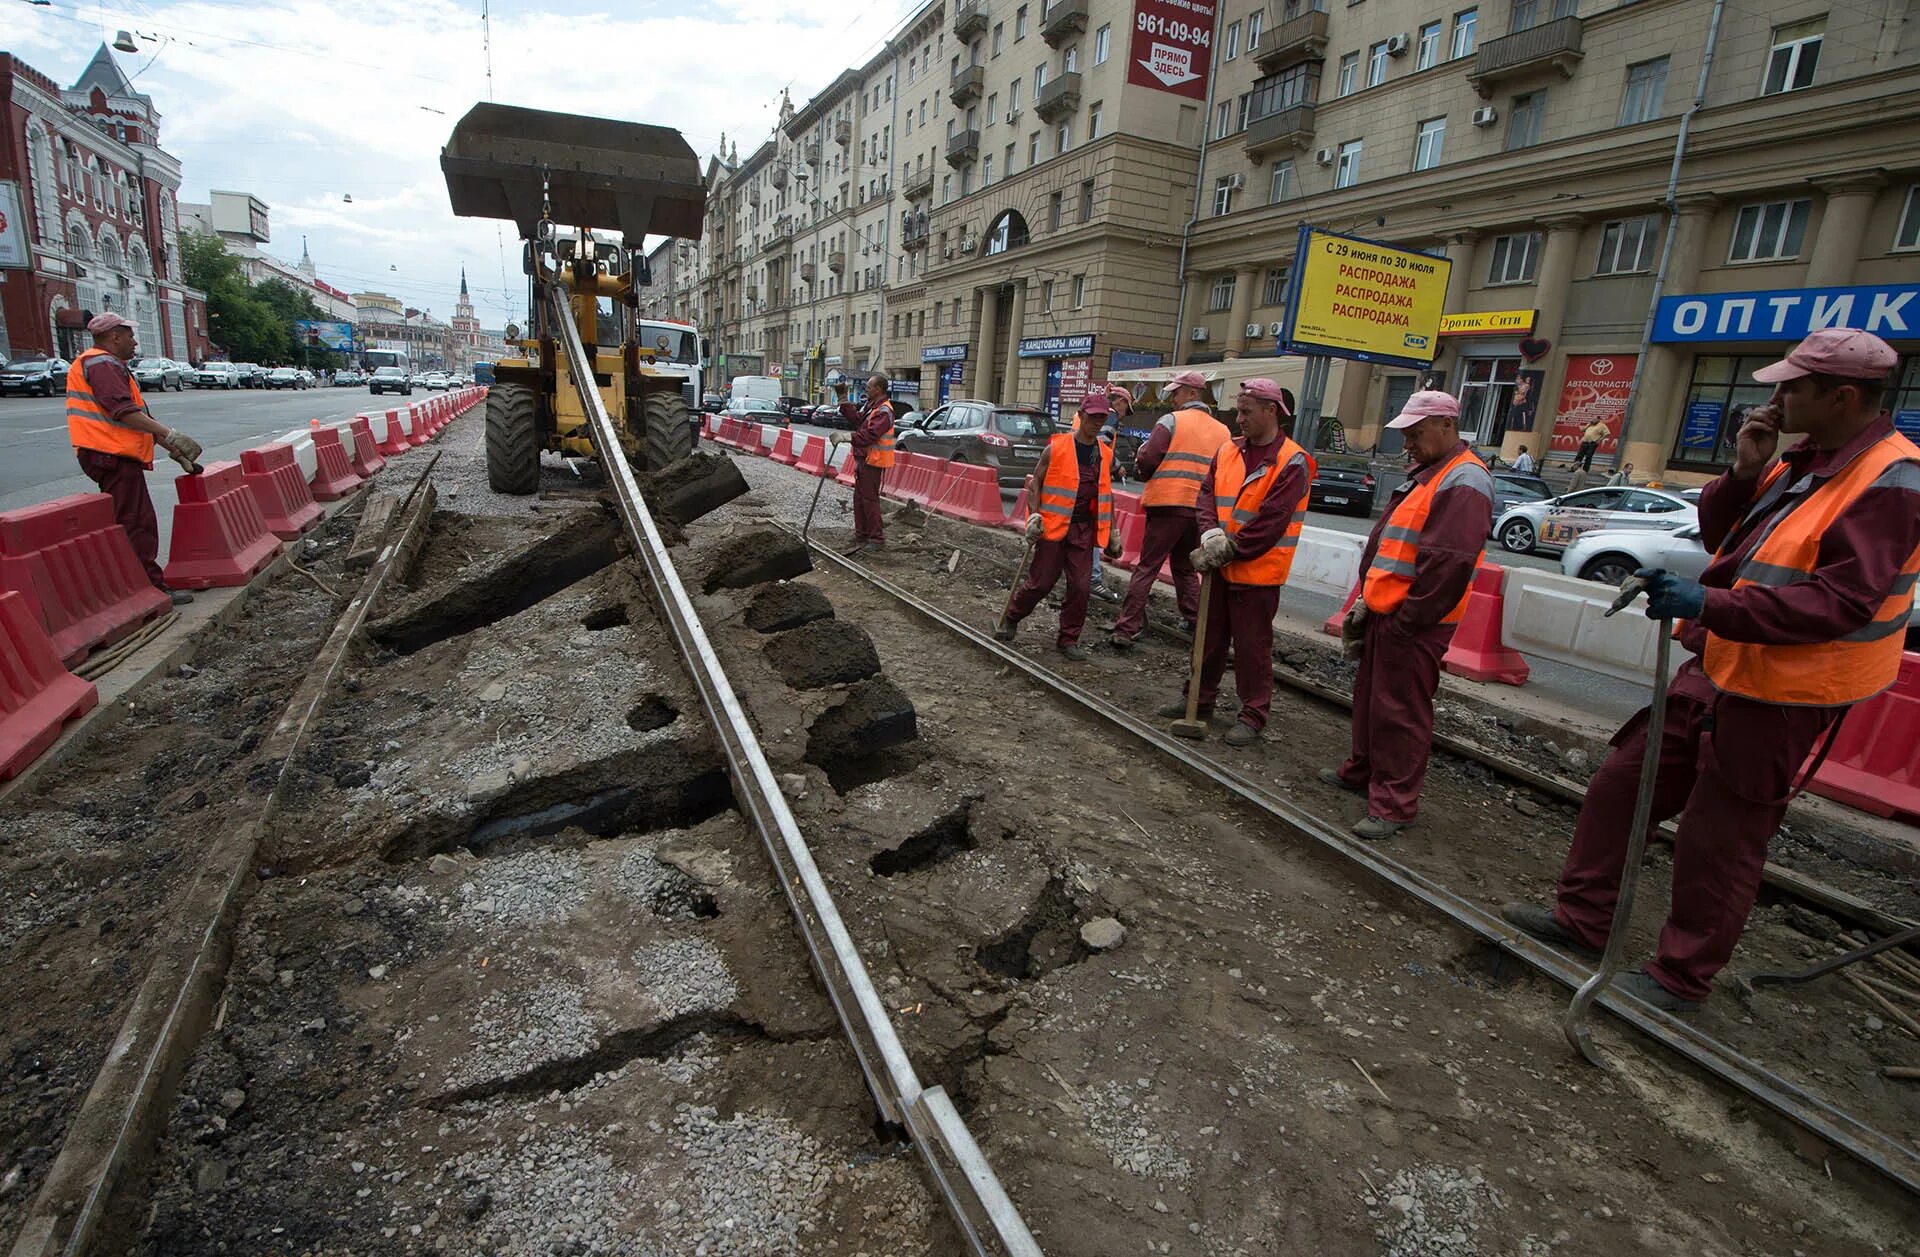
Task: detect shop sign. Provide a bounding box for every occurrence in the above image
[1059,358,1092,408]
[1018,333,1096,359]
[1280,226,1451,370]
[1548,354,1637,459]
[922,343,969,362]
[781,364,800,382]
[1653,283,1920,343]
[1125,0,1218,102]
[1438,309,1535,338]
[825,355,843,366]
[1109,348,1164,371]
[1680,401,1724,450]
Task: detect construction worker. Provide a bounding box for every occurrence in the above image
[1322,391,1492,838]
[834,372,895,556]
[1159,378,1311,746]
[68,312,203,605]
[997,392,1122,660]
[1505,329,1920,1011]
[1109,373,1232,649]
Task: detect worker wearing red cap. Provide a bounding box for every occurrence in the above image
[1110,371,1232,648]
[1323,390,1492,838]
[67,311,203,604]
[1506,329,1920,1011]
[999,393,1122,660]
[1163,378,1311,746]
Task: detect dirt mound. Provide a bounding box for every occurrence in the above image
[744,583,834,633]
[764,620,880,689]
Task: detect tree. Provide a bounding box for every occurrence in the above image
[178,232,345,366]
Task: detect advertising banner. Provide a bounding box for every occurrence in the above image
[1281,226,1450,369]
[1680,401,1724,450]
[1439,309,1535,338]
[1505,368,1544,433]
[294,320,356,351]
[1653,283,1920,343]
[1548,354,1637,459]
[1018,333,1096,359]
[1059,357,1092,409]
[1109,348,1165,372]
[0,182,29,269]
[1126,0,1219,102]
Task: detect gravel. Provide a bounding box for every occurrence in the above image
[1367,1163,1521,1257]
[613,843,715,920]
[443,980,602,1096]
[455,849,588,927]
[631,937,738,1020]
[1081,1080,1193,1182]
[444,1127,648,1256]
[655,1105,832,1255]
[411,407,596,519]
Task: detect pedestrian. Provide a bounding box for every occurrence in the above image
[68,312,204,605]
[1109,373,1231,649]
[1574,418,1609,471]
[1606,461,1635,487]
[1504,329,1920,1011]
[1511,445,1535,474]
[997,392,1122,660]
[1157,378,1313,746]
[1322,390,1493,839]
[833,373,895,556]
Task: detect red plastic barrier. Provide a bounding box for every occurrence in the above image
[241,444,324,541]
[928,462,1006,526]
[1442,565,1530,686]
[309,428,366,501]
[835,448,860,486]
[1111,489,1145,567]
[741,422,764,453]
[376,409,410,457]
[0,589,98,780]
[898,453,944,507]
[1806,651,1920,822]
[1003,486,1030,531]
[1323,585,1361,637]
[769,428,800,466]
[795,434,829,476]
[164,462,283,589]
[0,494,171,667]
[406,406,433,446]
[347,417,388,478]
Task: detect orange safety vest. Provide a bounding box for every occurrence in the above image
[1362,446,1491,623]
[863,400,896,468]
[1701,430,1920,706]
[67,349,154,466]
[1142,406,1232,509]
[1210,435,1310,587]
[1036,430,1112,546]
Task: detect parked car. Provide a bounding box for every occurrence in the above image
[130,357,185,392]
[296,368,317,388]
[265,366,305,390]
[895,400,1058,487]
[1491,472,1553,520]
[1308,457,1376,518]
[725,397,787,427]
[196,361,242,389]
[700,392,725,413]
[369,366,413,396]
[0,352,69,397]
[336,369,365,387]
[232,363,267,388]
[1494,486,1696,556]
[776,395,810,418]
[1560,522,1709,588]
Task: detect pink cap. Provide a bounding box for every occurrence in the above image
[1752,328,1898,384]
[1078,391,1111,417]
[87,311,135,334]
[1169,370,1210,390]
[1238,377,1293,416]
[1386,389,1461,430]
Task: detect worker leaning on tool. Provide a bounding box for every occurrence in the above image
[1161,378,1311,747]
[1109,370,1232,650]
[1506,329,1920,1012]
[1323,391,1492,839]
[68,311,203,606]
[997,392,1122,660]
[834,373,895,557]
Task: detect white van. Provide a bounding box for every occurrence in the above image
[728,375,783,407]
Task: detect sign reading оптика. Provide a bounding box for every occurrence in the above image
[1280,226,1451,371]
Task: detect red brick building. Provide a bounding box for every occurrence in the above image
[0,45,209,363]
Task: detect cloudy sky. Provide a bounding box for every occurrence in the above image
[11,0,920,328]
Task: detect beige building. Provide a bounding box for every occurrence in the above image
[679,0,1920,477]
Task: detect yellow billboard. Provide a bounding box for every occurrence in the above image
[1281,227,1452,369]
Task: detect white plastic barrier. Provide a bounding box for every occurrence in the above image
[273,428,319,481]
[1291,525,1366,600]
[1499,567,1693,684]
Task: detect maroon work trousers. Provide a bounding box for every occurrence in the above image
[77,448,163,588]
[1006,536,1095,646]
[1195,578,1280,730]
[853,462,886,543]
[1112,505,1202,638]
[1554,685,1838,1002]
[1337,611,1454,822]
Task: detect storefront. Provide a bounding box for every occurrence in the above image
[1018,333,1095,422]
[922,342,968,405]
[1434,310,1537,448]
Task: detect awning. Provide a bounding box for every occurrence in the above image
[1106,353,1349,406]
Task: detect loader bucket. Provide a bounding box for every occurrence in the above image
[440,102,705,242]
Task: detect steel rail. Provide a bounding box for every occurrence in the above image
[548,293,1039,1257]
[796,532,1920,1199]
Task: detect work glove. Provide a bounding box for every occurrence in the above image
[1104,537,1123,561]
[1192,527,1234,573]
[1341,603,1370,661]
[830,431,850,447]
[161,429,203,472]
[1024,513,1045,541]
[1637,568,1706,621]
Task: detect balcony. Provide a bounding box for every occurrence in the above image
[828,250,845,273]
[901,210,931,250]
[901,163,935,201]
[801,261,817,282]
[1041,0,1088,47]
[747,184,761,205]
[1252,7,1329,73]
[1468,16,1584,97]
[950,63,985,106]
[835,117,852,146]
[945,128,980,167]
[1243,103,1317,161]
[761,219,793,254]
[770,160,788,188]
[954,0,988,41]
[805,140,821,166]
[1035,72,1082,124]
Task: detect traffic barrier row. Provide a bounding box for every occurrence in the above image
[0,589,98,780]
[1805,650,1920,824]
[0,494,171,667]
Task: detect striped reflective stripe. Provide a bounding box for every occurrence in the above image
[1891,571,1919,595]
[1734,560,1813,588]
[1437,461,1495,497]
[1372,555,1416,577]
[1872,460,1920,492]
[1160,450,1213,467]
[1152,468,1207,482]
[1841,615,1911,643]
[1039,504,1074,516]
[1381,525,1420,544]
[1271,535,1301,550]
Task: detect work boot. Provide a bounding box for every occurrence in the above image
[992,619,1018,642]
[1157,698,1213,720]
[1058,642,1088,662]
[1617,969,1703,1013]
[1179,618,1197,634]
[1224,721,1260,747]
[157,583,194,606]
[1352,814,1410,841]
[1108,632,1136,652]
[1500,903,1601,961]
[842,540,871,558]
[1317,767,1361,794]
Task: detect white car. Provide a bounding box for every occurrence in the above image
[196,362,241,389]
[1494,486,1696,556]
[421,371,451,390]
[1560,523,1709,588]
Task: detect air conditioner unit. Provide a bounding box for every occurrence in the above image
[1315,147,1335,166]
[1191,327,1210,342]
[1006,108,1021,124]
[1471,105,1499,127]
[1225,173,1245,191]
[943,245,955,259]
[962,233,978,252]
[1267,320,1285,336]
[1386,33,1411,55]
[1244,323,1263,338]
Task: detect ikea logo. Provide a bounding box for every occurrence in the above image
[1403,333,1431,350]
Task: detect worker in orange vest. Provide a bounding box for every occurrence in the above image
[1323,391,1491,838]
[1506,329,1920,1011]
[998,393,1123,660]
[68,312,203,605]
[1110,370,1233,649]
[834,372,896,556]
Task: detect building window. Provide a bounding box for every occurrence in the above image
[1728,198,1812,262]
[1248,8,1265,47]
[1057,121,1072,152]
[1367,40,1390,87]
[1487,232,1540,284]
[1036,62,1048,92]
[1088,101,1103,139]
[1009,78,1022,114]
[1413,117,1445,171]
[1262,266,1289,306]
[942,173,952,202]
[1064,45,1079,72]
[1337,52,1359,96]
[1896,186,1920,251]
[1269,160,1296,203]
[1334,139,1362,189]
[1509,0,1537,31]
[1030,131,1041,164]
[1206,274,1236,313]
[1080,179,1095,222]
[1596,215,1660,275]
[1765,16,1823,94]
[1249,62,1320,121]
[1620,57,1668,125]
[1213,176,1236,216]
[993,22,1004,55]
[1450,8,1477,59]
[1072,274,1086,308]
[1215,102,1232,138]
[1674,355,1796,469]
[1225,21,1242,60]
[983,153,994,184]
[985,210,1030,254]
[1005,141,1017,173]
[1095,23,1110,64]
[1506,90,1545,150]
[1017,5,1029,39]
[1415,21,1442,70]
[1049,190,1064,228]
[1041,279,1055,312]
[986,93,998,126]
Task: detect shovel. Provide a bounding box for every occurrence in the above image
[995,535,1038,638]
[802,437,833,542]
[1170,572,1215,740]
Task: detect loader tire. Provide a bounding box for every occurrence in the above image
[485,383,541,495]
[641,390,695,473]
